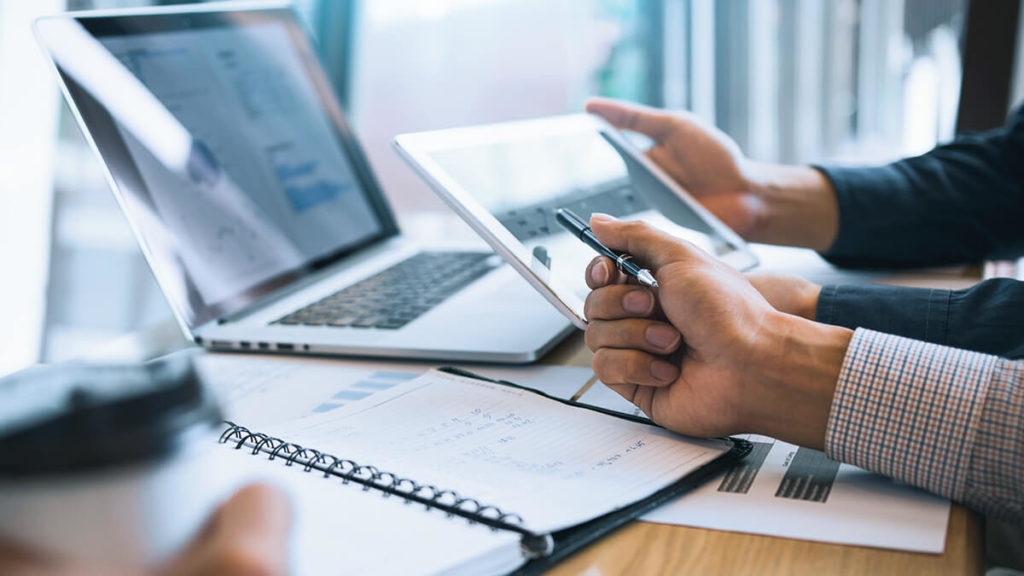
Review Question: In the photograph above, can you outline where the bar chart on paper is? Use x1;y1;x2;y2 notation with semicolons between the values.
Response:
716;441;840;504
716;441;772;494
645;433;951;552
311;371;417;414
193;353;420;428
775;447;841;503
571;384;952;552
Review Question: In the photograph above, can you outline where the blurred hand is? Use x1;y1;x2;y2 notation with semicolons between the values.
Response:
160;484;290;576
586;97;762;237
583;215;851;448
0;484;291;576
585;97;840;252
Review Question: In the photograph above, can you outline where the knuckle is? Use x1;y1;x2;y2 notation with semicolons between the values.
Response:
591;349;609;379
628;352;651;381
614;319;644;347
583;291;597;320
584;287;623;321
592;349;620;384
584;325;598;351
601;319;643;351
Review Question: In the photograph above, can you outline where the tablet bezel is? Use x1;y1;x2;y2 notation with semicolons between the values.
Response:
394;114;758;329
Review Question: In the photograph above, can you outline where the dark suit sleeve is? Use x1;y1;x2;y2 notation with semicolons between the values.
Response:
816;278;1024;359
815;107;1024;268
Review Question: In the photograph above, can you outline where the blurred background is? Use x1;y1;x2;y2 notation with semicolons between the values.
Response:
0;0;1020;374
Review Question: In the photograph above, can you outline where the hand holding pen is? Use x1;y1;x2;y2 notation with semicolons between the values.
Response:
555;208;659;288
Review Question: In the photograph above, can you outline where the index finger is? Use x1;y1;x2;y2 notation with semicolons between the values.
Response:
585;97;674;141
589;214;705;272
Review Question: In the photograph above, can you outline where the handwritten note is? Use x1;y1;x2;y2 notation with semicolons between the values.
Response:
268;370;729;533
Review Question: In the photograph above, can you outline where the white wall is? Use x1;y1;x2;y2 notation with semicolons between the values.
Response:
0;0;63;375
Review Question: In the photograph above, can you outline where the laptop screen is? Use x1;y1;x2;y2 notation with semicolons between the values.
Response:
37;7;397;328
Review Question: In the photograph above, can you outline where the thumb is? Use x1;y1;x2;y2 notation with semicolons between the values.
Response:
585;97;673;141
164;483;292;576
589;214;699;271
210;483;292;569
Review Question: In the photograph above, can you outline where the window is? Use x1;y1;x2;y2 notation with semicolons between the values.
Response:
658;0;968;164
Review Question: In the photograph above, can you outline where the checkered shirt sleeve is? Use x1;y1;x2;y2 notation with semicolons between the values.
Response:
825;329;1024;523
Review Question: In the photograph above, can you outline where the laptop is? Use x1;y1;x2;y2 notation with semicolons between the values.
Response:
35;3;573;363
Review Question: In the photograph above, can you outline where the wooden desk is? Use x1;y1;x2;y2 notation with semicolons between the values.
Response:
549;505;981;576
538;330;984;576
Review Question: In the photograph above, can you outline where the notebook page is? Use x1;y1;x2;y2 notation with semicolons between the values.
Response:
266;369;730;534
208;438;524;576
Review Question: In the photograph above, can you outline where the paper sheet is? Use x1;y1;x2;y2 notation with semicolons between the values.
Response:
266;369;730;534
192;351;594;429
577;382;952;553
193;352;422;428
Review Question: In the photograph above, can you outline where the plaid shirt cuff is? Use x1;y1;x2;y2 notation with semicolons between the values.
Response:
825;329;997;501
963;358;1024;522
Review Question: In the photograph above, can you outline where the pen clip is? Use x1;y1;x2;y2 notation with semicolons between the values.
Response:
614;253;633;273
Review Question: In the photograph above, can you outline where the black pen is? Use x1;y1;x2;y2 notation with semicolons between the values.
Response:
554;208;659;288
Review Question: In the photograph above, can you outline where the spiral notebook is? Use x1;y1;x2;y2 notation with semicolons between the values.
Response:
214;367;749;575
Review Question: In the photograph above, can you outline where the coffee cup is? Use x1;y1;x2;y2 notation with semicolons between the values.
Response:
0;354;222;567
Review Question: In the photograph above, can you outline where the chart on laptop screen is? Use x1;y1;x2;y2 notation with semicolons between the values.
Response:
97;23;382;305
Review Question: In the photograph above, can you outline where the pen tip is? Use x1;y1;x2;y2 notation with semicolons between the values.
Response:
637;269;658;289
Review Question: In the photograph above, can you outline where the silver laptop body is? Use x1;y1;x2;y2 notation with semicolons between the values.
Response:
35;3;572;363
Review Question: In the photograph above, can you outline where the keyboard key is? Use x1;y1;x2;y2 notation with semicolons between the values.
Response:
272;252;498;330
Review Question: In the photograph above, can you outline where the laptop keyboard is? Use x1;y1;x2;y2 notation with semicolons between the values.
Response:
274;251;499;330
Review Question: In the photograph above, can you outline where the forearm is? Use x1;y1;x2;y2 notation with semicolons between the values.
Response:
817;109;1024;267
743;162;839;252
746;321;1024;522
816;279;1024;359
742;108;1024;266
743;312;852;450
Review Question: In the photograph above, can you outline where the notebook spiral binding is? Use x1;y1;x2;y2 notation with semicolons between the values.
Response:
219;422;538;540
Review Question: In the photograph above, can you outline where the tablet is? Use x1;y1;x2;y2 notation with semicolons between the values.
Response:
394;114;758;329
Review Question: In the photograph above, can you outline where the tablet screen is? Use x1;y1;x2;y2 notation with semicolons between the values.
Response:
398;114;756;325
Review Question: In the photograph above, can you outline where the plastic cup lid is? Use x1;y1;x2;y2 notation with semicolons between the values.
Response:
0;353;221;477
